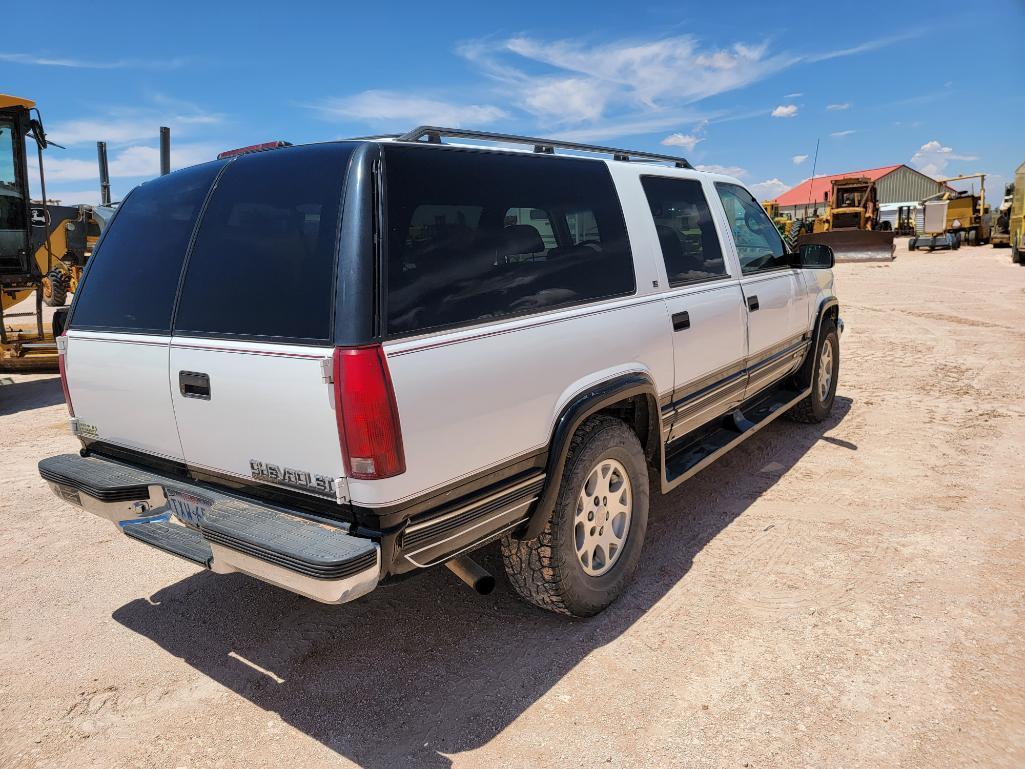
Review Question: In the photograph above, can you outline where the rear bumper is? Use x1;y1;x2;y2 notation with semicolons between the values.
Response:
39;453;380;604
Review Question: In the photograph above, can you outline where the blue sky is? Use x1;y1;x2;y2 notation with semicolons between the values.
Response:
4;0;1022;204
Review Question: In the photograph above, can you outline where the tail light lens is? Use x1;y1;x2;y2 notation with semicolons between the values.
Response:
333;345;405;480
56;334;75;417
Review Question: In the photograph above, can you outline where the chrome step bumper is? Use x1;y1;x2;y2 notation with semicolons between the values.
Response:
39;454;379;604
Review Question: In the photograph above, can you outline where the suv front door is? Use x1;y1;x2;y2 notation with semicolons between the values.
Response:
714;182;812;399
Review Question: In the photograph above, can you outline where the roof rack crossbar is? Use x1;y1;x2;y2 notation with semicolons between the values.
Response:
395;126;693;169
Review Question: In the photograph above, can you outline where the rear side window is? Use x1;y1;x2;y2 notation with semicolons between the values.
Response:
174;144;353;343
71;162;223;333
384;146;634;335
641;176;728;285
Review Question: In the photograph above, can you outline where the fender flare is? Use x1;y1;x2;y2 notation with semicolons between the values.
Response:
522;371;659;539
793;296;839;386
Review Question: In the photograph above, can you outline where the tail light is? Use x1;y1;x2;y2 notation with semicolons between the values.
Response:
333;345;405;480
56;334;75;417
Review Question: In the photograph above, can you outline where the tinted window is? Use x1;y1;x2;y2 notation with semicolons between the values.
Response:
174;144;353;342
384;146;634;335
641;176;728;285
715;182;788;274
71;161;223;332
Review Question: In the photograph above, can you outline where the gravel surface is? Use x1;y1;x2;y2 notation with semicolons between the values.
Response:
2;242;1024;768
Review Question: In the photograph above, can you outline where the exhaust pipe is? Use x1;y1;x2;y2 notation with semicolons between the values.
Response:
159;126;171;176
96;141;111;206
445;556;495;595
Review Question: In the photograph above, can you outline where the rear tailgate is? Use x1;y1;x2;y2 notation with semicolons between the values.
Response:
64;162;225;460
166;144;354;502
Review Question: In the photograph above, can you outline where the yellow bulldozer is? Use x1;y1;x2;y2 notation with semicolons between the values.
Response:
796;176;895;261
761;200;797;245
1;94;110;370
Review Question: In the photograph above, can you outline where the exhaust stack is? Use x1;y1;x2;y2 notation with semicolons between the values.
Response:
96;141;111;206
159;126;170;176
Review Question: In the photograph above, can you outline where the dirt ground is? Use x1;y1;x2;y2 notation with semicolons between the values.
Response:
2;241;1024;769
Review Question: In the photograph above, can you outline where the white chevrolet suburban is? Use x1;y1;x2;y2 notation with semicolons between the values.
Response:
40;126;841;617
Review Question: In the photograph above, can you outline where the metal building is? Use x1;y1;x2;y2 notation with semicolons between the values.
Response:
772;164;950;224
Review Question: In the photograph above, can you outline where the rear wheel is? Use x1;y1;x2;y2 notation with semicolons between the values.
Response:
788;321;839;424
41;270;68;307
501;415;649;617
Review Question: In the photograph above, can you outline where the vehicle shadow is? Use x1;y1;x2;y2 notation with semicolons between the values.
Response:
113;397;852;768
0;375;64;416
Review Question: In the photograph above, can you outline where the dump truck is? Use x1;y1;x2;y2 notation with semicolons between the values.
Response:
991;186;1013;249
796;176;895;262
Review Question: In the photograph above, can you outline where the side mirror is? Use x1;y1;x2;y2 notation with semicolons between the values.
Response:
795;243;834;269
52;307;69;338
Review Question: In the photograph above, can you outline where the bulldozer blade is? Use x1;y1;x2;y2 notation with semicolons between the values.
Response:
796;230;896;262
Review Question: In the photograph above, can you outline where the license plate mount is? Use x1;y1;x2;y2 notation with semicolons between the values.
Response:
166;488;213;529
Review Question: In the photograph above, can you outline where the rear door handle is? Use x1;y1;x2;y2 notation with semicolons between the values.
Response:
747;295;760;312
179;371;211;400
671;311;690;331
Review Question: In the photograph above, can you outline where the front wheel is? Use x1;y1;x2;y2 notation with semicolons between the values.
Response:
501;415;649;617
41;270;68;307
788;321;839;424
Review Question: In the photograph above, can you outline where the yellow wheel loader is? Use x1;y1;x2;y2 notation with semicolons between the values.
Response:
795;176;895;262
1;95;108;370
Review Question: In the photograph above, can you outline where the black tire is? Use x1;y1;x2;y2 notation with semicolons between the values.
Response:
909;237;918;251
788;321;839;424
501;415;649;617
42;270;68;307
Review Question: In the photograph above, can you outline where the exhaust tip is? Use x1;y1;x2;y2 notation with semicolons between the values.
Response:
445;556;495;595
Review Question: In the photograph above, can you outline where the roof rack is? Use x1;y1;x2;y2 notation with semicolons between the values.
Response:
395;126;693;169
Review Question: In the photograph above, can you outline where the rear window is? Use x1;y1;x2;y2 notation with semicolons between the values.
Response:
173;144;353;343
384;146;634;335
70;161;223;333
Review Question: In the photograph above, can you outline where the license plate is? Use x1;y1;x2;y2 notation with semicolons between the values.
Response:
166;489;212;528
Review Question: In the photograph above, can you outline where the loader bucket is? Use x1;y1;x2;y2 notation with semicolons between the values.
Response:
796;229;896;262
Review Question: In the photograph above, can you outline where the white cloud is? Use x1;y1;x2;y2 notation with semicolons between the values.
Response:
830;129;856;137
910;139;978;178
826;102;851;111
749;178;791;199
41;188;102;206
695;164;747;178
771;104;798;118
33;143;219;183
792;154;809;165
47;102;224;147
459;35;797;125
661;133;702;152
784;92;803;98
805;33;917;63
0;51;187;70
310;90;507;127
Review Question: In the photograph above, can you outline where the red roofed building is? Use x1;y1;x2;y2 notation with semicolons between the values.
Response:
772;164;951;224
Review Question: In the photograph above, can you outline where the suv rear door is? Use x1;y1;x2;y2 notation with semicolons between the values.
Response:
63;162;224;460
167;144;354;502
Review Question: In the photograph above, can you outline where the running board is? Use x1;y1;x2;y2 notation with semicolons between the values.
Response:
662;386;810;492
